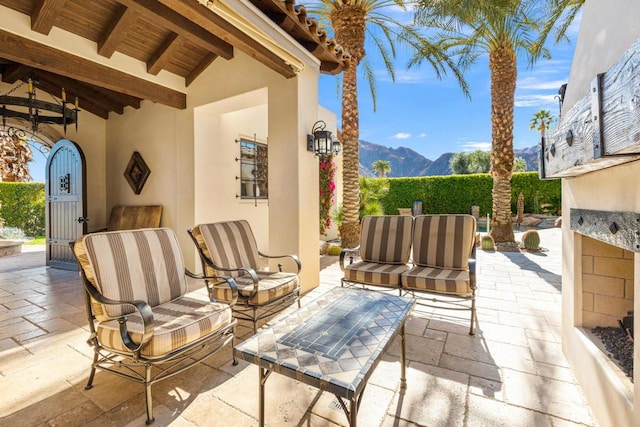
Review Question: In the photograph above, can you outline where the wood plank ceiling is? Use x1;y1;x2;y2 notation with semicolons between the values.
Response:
0;0;349;119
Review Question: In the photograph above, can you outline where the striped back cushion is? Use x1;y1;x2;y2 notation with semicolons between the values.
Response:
193;220;264;278
360;216;413;264
74;228;187;321
412;215;476;270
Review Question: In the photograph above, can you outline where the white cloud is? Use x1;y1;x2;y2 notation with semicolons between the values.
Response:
376;69;437;84
460;141;491;151
392;132;411;139
514;94;558;108
419;133;427;138
517;77;567;90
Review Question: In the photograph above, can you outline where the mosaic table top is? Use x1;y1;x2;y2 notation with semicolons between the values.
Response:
234;287;415;399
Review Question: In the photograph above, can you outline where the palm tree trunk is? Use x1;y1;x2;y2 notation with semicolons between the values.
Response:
331;7;365;249
489;42;516;243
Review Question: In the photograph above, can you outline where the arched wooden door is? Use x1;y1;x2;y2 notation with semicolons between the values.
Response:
45;139;87;270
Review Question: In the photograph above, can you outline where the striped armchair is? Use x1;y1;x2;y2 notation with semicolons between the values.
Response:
340;215;414;290
188;220;301;333
402;214;477;335
72;228;237;425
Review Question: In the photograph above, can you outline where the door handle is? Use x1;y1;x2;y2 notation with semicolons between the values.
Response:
77;217;89;224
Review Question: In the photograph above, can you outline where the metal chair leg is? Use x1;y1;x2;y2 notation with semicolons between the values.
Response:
144;364;155;425
85;350;98;390
252;307;258;333
469;296;476;336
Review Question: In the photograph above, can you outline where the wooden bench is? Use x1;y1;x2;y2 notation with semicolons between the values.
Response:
107;205;162;230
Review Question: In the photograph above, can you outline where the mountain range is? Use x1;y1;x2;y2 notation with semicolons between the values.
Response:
359;140;539;177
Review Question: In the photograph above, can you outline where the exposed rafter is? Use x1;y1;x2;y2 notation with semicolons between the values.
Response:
114;0;234;60
31;0;68;35
0;29;186;109
98;6;141;58
147;33;185;75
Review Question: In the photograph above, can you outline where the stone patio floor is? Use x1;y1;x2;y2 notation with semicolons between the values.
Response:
0;228;598;426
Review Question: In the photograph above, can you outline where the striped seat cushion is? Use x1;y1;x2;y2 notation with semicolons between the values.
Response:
74;228;187;322
412;215;476;270
96;289;233;358
360;216;413;264
212;271;299;305
401;266;472;296
344;261;411;288
192;221;266;279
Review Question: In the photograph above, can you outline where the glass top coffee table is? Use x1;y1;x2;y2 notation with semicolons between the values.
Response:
233;287;415;427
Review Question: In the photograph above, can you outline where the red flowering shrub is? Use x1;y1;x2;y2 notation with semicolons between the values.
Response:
319;157;336;235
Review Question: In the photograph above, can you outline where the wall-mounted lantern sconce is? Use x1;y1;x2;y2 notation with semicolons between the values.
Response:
307;120;341;158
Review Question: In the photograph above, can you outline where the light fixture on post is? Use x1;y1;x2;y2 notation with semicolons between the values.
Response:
0;76;79;135
307;120;341;158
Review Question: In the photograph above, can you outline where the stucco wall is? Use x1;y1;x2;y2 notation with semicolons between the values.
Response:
105;49;326;293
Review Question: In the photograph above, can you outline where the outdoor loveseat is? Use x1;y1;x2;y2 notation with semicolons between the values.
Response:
188;219;301;333
72;227;237;424
340;214;478;335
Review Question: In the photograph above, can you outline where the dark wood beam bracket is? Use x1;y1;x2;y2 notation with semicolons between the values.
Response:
570;208;640;252
0;29;186;109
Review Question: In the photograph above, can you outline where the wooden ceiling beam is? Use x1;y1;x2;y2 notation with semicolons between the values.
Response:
34;78;111;119
0;29;186;109
0;63;31;83
185;52;217;87
38;72;127;115
31;0;68;35
114;0;233;60
98;6;141;58
147;33;185;75
157;0;296;78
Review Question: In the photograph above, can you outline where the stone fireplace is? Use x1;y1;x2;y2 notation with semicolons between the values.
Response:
562;166;640;427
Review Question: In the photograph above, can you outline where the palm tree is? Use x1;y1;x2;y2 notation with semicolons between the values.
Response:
372;159;391;178
305;0;467;248
530;109;553;141
538;0;585;51
412;0;548;243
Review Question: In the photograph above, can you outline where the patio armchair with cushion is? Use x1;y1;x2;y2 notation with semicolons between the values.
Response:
71;227;237;425
188;220;301;333
339;215;414;291
402;214;477;335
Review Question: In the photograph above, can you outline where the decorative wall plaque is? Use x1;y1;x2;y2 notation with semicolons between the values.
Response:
124;151;150;195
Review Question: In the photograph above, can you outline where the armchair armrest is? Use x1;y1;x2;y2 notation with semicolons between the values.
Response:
468;259;477;290
185;269;239;306
339;245;360;272
81;276;154;353
258;252;302;274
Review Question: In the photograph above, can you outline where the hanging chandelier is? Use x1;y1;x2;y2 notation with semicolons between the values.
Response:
0;76;79;134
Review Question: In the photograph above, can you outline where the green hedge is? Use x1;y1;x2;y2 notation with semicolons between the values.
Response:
0;182;45;236
380;172;560;217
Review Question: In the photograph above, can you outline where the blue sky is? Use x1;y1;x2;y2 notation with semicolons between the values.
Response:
317;9;580;161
